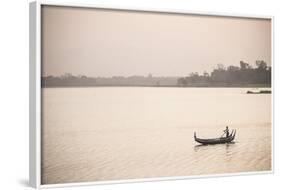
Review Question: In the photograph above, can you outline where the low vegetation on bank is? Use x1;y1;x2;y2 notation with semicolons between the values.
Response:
42;60;271;88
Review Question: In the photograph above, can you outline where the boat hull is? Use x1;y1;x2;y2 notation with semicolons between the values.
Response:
194;130;236;145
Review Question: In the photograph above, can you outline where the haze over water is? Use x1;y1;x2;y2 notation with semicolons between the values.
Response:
42;87;271;184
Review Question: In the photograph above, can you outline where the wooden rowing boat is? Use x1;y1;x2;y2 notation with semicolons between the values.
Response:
194;129;236;145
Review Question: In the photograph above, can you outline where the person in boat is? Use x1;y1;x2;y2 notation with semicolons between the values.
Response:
224;126;230;137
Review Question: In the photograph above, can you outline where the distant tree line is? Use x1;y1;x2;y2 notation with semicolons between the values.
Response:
42;60;271;87
177;60;271;87
42;73;178;87
42;73;97;87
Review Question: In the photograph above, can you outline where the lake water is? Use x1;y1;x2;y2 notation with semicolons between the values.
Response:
41;87;272;184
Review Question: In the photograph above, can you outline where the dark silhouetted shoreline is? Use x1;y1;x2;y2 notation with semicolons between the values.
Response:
42;60;271;88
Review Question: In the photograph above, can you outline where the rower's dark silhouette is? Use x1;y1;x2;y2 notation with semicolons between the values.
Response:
223;126;230;138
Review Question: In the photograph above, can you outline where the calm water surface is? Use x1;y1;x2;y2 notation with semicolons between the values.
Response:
42;87;271;184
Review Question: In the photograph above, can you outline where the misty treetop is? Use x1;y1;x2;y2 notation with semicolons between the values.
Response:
42;60;271;87
177;60;271;87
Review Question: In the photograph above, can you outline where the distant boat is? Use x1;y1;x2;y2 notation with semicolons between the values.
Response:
194;130;236;145
247;90;271;94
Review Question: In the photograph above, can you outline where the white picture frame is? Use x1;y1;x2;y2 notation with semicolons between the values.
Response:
29;0;274;188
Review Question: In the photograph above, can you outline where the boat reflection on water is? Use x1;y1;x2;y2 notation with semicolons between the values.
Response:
193;142;237;163
193;142;236;152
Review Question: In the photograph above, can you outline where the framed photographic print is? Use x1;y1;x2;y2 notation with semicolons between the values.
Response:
29;1;273;188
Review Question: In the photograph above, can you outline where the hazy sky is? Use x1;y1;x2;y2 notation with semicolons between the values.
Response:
42;5;271;77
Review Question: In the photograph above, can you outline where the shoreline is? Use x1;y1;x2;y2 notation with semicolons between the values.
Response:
41;85;272;88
